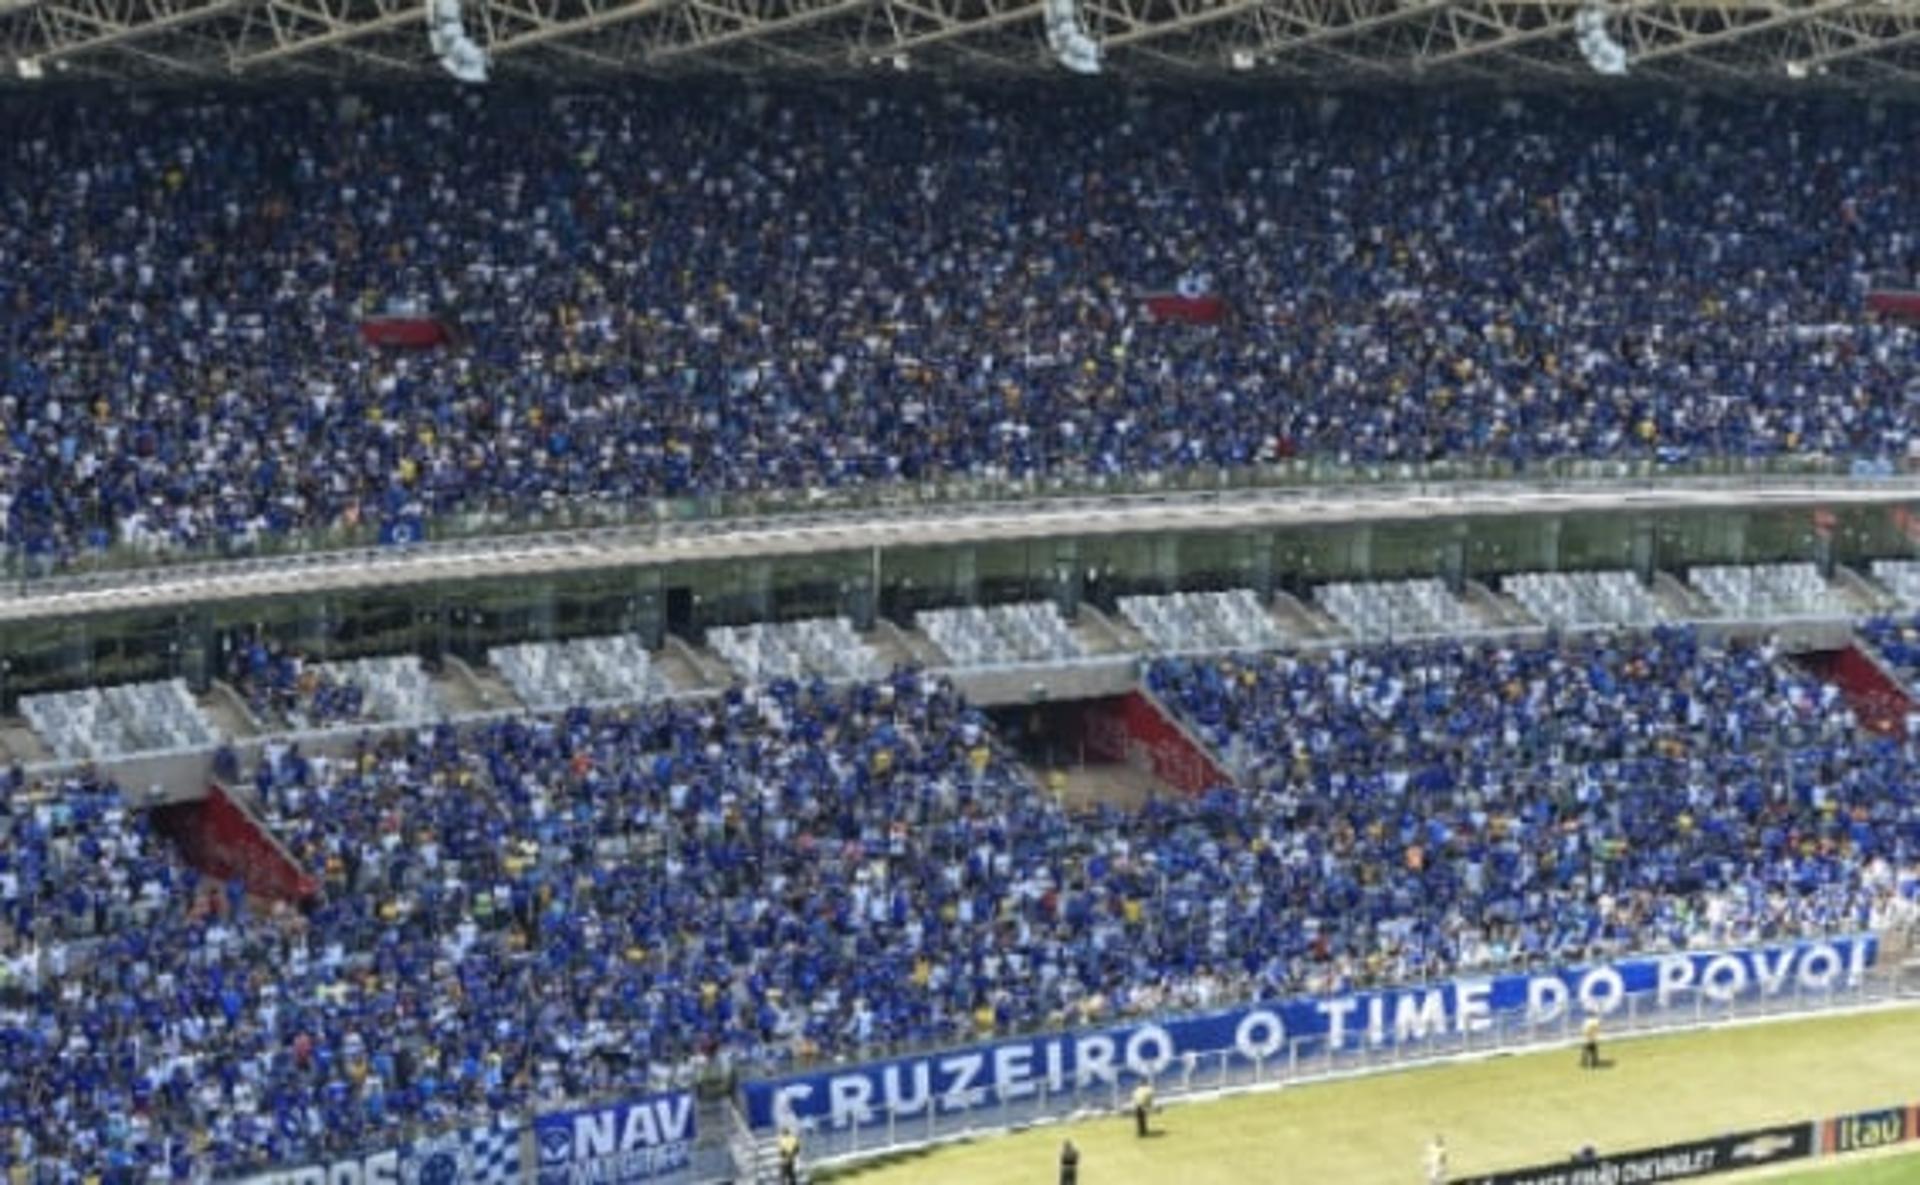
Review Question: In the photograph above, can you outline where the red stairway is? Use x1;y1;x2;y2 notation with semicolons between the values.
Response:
1796;645;1914;737
150;783;319;905
1077;689;1233;796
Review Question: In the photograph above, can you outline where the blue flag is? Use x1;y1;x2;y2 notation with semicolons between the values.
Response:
380;517;426;547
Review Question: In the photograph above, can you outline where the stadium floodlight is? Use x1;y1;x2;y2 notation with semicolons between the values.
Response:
1574;4;1628;76
427;0;489;83
15;56;44;79
1043;0;1102;75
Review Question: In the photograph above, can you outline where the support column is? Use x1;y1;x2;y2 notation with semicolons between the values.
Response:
71;619;95;685
178;610;214;693
1539;517;1563;574
1348;524;1374;579
952;546;980;606
1721;513;1749;565
1441;523;1468;594
744;560;775;622
297;598;331;658
1249;532;1276;601
527;579;558;642
1051;539;1082;620
1812;514;1837;579
847;551;878;632
1632;518;1657;586
633;570;665;649
414;596;445;665
1153;535;1180;594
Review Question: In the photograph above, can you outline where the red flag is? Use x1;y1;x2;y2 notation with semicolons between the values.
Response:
1866;290;1920;324
1142;293;1229;325
359;315;454;348
1140;273;1229;325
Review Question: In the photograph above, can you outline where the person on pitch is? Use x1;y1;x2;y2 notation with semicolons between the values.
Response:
777;1126;801;1185
1132;1081;1156;1137
1581;1012;1602;1069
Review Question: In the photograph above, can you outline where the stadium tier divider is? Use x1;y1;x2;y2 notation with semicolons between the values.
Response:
2;561;1900;774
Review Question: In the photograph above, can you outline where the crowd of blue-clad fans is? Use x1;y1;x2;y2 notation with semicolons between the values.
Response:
2;86;1918;566
3;630;1919;1178
1861;614;1920;687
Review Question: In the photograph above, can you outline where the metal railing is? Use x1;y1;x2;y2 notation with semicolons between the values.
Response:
1;453;1908;587
771;972;1911;1173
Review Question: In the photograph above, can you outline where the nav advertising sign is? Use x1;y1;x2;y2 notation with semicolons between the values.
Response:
534;1092;696;1185
743;938;1875;1130
1458;1123;1814;1185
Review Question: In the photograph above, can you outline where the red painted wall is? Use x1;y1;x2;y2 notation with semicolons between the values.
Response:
1866;291;1920;324
153;785;318;904
1085;691;1230;796
1799;647;1914;737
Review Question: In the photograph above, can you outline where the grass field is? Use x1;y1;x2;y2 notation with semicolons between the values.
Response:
1733;1146;1920;1184
826;1006;1920;1185
1770;1157;1920;1183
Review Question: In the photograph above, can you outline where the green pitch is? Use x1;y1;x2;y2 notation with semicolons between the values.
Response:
1739;1150;1920;1184
824;1007;1920;1185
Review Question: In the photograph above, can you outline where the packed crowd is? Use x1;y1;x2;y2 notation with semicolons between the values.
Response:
0;776;231;1178
1149;626;1845;777
1861;614;1920;690
6;631;1920;1176
2;87;1918;566
0;774;193;950
1145;628;1919;973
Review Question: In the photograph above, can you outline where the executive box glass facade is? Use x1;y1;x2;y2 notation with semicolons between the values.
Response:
3;500;1916;709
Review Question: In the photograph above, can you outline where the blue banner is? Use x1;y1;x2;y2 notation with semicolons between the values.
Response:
230;1121;523;1185
534;1092;696;1185
742;936;1876;1131
235;1149;403;1185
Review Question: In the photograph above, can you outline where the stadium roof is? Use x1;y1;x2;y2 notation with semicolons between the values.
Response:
2;0;1918;89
